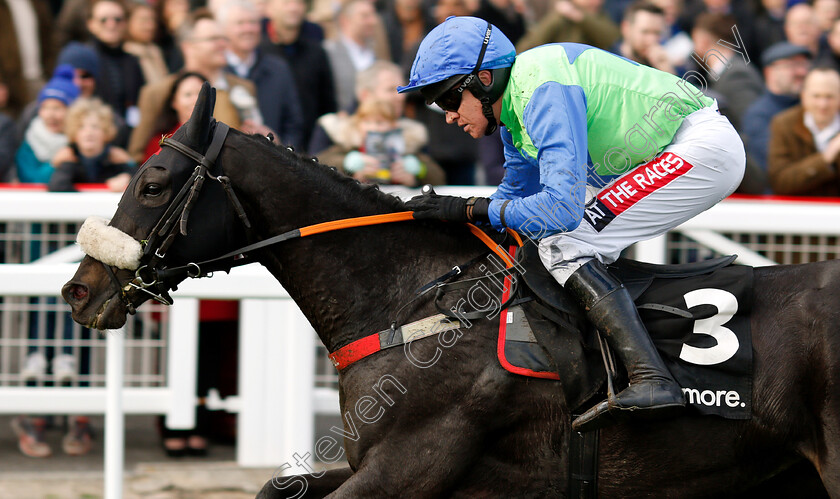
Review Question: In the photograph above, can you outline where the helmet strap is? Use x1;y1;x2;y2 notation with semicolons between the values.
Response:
480;97;497;136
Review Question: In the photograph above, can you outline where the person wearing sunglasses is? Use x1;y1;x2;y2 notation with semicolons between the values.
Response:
86;0;145;130
399;16;746;432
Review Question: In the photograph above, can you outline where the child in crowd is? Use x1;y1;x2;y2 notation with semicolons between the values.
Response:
317;98;444;186
49;98;135;192
15;65;80;184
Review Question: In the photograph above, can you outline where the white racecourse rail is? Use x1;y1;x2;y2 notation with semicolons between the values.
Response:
0;188;839;479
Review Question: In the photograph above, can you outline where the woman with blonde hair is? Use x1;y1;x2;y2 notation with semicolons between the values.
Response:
48;97;135;192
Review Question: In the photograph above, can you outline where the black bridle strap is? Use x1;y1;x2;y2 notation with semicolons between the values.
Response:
145;123;231;264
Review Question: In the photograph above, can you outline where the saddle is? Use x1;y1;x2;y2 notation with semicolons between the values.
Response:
507;242;738;413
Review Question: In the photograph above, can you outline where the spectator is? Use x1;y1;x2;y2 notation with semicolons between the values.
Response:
0;0;55;118
314;98;445;186
649;0;692;71
17;42;102;139
324;0;386;113
11;68;93;458
677;0;755;47
752;0;787;63
128;10;259;162
155;0;191;72
220;0;304;149
261;0;337;150
817;17;840;71
142;72;206;161
814;0;840;35
401;0;480;184
613;1;676;74
57;0;94;45
472;0;527;46
48;98;134;192
785;3;820;56
124;0;169;85
516;0;620;53
86;0;146;127
691;12;763;130
15;65;79;184
769;67;840;196
57;42;101;100
382;0;436;67
0;77;16;181
742;43;811;176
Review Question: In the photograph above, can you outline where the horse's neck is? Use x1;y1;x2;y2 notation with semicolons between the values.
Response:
227;151;481;351
265;219;478;352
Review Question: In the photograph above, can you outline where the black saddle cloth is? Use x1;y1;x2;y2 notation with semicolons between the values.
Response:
504;243;751;419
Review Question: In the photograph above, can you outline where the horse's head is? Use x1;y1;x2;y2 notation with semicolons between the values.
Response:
62;82;248;329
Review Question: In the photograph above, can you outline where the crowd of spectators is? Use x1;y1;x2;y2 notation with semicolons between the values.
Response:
6;0;840;459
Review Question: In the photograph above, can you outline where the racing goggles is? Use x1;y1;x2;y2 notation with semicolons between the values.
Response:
432;75;476;112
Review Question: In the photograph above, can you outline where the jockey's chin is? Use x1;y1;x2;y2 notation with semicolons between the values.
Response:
462;122;486;139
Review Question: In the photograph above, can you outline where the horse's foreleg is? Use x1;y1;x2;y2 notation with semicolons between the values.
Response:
256;467;354;499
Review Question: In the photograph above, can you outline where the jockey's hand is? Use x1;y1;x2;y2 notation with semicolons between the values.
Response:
406;188;490;223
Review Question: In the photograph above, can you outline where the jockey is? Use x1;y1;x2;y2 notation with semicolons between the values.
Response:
399;16;745;432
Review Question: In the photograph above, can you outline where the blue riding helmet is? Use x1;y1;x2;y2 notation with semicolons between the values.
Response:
398;16;515;135
398;16;515;94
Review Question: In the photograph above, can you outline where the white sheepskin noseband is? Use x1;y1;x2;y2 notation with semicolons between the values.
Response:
77;216;143;270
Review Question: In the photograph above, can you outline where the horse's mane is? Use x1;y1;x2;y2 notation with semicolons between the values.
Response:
246;132;408;214
237;131;489;248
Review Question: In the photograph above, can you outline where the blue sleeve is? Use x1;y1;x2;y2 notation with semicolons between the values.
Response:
489;127;539;201
488;82;589;239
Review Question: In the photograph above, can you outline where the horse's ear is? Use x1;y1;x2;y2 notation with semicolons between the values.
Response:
185;81;215;148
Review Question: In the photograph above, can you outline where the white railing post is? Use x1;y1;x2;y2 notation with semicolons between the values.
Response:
105;327;125;499
238;299;314;467
633;234;668;264
165;299;198;429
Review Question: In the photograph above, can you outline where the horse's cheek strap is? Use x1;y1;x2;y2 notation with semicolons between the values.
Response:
77;216;143;271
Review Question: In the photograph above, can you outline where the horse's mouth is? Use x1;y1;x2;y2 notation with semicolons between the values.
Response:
76;294;129;330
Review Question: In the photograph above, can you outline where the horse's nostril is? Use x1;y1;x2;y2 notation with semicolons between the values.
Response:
63;282;89;305
72;284;88;301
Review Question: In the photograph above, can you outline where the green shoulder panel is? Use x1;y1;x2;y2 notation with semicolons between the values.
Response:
500;45;713;175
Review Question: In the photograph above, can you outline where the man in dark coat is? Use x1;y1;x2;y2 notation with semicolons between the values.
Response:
86;0;145;127
261;0;337;151
221;0;304;149
742;43;811;178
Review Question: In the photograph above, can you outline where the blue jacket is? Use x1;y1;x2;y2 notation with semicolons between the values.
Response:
15;141;54;184
742;91;799;175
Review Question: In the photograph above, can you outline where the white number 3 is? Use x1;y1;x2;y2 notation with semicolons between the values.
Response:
678;288;739;366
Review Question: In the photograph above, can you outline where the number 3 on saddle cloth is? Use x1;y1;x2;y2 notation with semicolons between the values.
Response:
503;243;754;420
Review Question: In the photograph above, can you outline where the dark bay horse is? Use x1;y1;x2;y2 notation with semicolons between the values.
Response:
62;85;838;497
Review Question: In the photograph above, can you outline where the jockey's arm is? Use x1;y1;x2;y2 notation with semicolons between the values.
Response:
489;128;538;201
488;82;589;239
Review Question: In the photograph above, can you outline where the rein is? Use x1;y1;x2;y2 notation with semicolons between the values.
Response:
99;121;522;320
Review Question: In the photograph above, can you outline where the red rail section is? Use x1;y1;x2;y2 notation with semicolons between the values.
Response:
0;183;112;192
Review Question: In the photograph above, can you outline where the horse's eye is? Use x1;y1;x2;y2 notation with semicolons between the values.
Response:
143;184;163;197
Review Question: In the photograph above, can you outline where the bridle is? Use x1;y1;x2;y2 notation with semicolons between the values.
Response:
101;121;251;312
94;120;520;316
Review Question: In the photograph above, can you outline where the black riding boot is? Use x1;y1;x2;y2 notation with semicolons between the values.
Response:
565;259;685;432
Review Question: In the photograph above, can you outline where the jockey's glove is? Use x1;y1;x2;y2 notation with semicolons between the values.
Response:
406;193;490;223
